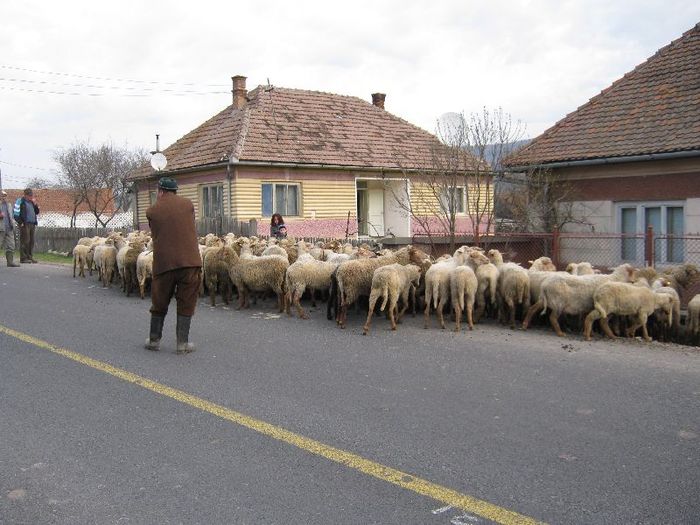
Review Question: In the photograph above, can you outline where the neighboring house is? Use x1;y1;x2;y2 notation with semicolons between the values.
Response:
130;76;488;239
3;188;126;227
505;23;700;266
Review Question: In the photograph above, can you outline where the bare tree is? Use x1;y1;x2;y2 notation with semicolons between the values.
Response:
499;167;591;233
53;141;148;227
384;107;525;252
24;176;57;189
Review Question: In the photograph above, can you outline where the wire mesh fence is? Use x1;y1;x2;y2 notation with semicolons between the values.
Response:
558;233;646;272
36;211;133;229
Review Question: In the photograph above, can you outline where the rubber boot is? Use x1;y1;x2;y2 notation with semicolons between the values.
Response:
176;315;196;354
6;251;19;267
144;314;165;351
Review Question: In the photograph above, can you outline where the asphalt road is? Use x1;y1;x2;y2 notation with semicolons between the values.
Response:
1;263;698;524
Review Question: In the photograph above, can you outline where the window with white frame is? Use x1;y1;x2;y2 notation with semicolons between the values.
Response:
262;183;300;216
617;201;684;263
442;186;466;214
201;184;224;218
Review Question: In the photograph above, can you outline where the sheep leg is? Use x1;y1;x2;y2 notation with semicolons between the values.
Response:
475;296;485;323
639;314;652;341
389;299;398;331
294;289;309;319
437;297;447;330
508;299;517;329
423;293;431;329
549;310;565;337
339;304;348;329
362;294;378;335
209;280;217;306
139;280;146;299
466;303;474;330
453;302;462;332
583;310;601;340
73;257;77;278
397;289;411;323
522;300;544;330
599;316;618;340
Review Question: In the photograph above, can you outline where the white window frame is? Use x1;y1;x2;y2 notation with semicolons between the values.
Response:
442;186;466;215
200;183;224;219
616;200;685;264
261;182;301;217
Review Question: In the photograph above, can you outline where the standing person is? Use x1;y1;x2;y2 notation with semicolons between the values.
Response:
144;177;202;354
16;188;40;264
0;190;19;267
270;213;286;239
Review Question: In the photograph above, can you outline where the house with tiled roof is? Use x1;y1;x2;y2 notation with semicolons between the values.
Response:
130;76;488;239
505;23;700;265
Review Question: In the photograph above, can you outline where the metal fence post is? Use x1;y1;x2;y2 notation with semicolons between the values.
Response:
551;227;560;269
645;225;654;267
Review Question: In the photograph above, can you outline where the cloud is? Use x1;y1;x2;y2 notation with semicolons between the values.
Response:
0;0;698;185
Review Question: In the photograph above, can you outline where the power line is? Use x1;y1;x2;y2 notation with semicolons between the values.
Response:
0;160;53;172
0;85;225;97
0;76;229;95
0;64;229;87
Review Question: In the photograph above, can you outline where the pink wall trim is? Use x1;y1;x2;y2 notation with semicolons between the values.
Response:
257;218;351;238
411;216;492;236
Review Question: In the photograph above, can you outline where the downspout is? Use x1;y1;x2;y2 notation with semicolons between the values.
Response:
228;156;239;222
132;182;139;230
226;162;233;220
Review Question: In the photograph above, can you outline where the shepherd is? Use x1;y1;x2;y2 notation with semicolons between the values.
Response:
144;177;202;354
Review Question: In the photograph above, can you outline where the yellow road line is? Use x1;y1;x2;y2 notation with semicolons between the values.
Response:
0;323;545;525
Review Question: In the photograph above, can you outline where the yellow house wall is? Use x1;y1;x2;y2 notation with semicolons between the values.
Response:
233;169;357;221
137;178;231;224
409;180;494;217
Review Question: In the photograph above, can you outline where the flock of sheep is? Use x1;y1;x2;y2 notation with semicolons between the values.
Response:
71;231;700;345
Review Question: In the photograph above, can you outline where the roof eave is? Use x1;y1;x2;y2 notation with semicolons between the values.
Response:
505;149;700;171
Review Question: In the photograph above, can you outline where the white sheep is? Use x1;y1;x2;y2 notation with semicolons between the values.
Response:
487;249;530;328
285;256;339;319
450;264;478;331
423;246;470;329
474;262;499;322
651;277;681;340
136;243;154;300
228;249;289;311
523;263;637;337
72;244;91;278
363;263;421;334
583;281;674;341
686;294;700;342
334;246;418;328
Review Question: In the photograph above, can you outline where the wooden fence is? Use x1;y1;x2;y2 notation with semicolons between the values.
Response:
29;226;133;254
196;217;258;237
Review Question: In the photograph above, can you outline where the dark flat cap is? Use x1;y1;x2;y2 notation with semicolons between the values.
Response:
158;177;178;191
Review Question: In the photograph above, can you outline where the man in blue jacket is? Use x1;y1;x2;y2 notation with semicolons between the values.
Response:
16;188;40;264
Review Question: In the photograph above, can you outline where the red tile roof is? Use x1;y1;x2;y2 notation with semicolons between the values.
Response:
506;23;700;167
2;188;115;215
132;86;471;178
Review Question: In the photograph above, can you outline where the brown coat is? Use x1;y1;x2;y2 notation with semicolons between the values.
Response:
146;192;202;276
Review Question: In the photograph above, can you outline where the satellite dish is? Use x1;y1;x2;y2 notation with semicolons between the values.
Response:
150;152;167;171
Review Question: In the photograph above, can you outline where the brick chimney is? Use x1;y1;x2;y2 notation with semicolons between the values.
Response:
371;93;386;109
232;75;247;109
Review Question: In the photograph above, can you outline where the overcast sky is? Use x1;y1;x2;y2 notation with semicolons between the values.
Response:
0;0;698;188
